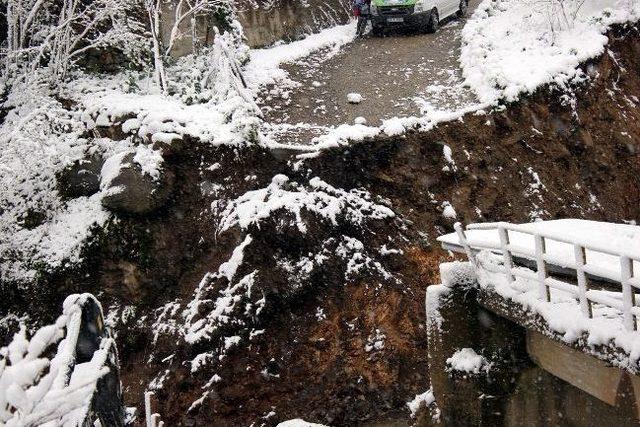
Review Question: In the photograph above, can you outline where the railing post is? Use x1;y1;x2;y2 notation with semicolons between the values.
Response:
534;234;550;302
498;226;514;284
621;256;635;331
144;391;154;427
573;244;592;318
454;222;476;266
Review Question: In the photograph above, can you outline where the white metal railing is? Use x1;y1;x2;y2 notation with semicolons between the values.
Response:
145;391;164;427
453;222;640;331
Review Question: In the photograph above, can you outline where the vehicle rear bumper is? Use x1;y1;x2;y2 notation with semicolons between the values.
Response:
371;10;430;27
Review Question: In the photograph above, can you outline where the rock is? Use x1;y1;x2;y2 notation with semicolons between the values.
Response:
100;152;173;214
57;154;104;198
347;93;363;104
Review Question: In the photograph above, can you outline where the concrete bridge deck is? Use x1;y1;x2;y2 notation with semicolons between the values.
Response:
428;220;640;425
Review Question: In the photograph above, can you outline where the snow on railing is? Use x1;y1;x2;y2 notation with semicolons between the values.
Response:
454;222;640;331
145;391;164;427
0;293;122;426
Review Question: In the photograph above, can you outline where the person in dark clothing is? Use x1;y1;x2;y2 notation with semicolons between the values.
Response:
353;0;372;36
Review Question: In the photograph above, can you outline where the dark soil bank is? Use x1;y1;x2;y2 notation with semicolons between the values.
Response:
3;23;640;427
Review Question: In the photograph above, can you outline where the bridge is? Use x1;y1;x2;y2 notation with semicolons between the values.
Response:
428;219;640;425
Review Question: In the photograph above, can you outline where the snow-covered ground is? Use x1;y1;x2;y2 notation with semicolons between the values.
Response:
245;22;357;91
461;0;640;104
0;34;260;284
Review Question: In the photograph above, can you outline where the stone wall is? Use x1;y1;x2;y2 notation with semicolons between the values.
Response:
236;0;352;48
160;0;352;57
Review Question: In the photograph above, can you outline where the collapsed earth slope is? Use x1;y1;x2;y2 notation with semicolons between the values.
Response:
2;22;639;427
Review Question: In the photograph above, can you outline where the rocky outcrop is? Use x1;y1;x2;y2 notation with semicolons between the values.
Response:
100;152;173;215
57;155;104;198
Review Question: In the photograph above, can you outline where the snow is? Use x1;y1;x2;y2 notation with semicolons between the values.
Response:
183;235;255;344
0;293;113;427
381;117;405;136
354;116;367;125
364;329;386;352
439;220;640;370
442;144;457;172
218;174;395;234
441;202;457;220
407;388;435;417
474;250;640;369
446;348;489;374
347;93;363;104
245;22;356;91
438;219;640;282
133;144;163;181
461;0;640;104
100;150;131;192
277;420;329;427
439;261;477;289
0;21;263;284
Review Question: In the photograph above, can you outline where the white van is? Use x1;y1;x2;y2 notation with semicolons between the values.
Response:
368;0;468;35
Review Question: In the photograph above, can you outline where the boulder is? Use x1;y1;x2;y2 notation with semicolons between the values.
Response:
57;154;104;198
100;151;173;214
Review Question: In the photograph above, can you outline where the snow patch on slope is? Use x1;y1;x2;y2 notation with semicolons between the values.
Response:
245;22;356;90
461;0;640;104
218;174;395;233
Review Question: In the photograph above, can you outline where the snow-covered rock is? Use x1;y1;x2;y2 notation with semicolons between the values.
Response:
446;348;489;374
347;93;363;104
441;202;457;220
100;148;172;214
407;388;435;417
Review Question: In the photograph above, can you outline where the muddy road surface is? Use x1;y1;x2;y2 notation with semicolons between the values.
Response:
260;0;481;145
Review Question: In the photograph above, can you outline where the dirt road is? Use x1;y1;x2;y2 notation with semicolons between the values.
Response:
260;0;480;145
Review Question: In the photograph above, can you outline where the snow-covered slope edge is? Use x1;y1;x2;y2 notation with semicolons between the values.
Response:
461;0;640;104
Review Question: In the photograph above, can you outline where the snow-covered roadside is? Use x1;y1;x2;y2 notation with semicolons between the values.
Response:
461;0;640;104
244;22;357;90
295;102;490;156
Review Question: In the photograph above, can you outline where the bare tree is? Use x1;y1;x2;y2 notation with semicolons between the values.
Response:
2;0;146;84
144;0;233;92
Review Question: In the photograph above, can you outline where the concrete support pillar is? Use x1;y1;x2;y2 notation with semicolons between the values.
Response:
425;262;529;426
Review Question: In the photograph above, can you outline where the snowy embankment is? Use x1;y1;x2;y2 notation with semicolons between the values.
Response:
461;0;640;104
0;31;258;284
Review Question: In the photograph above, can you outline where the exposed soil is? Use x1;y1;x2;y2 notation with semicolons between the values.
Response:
2;21;640;427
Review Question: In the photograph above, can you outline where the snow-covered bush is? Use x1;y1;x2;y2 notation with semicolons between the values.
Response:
461;0;640;104
144;0;240;92
0;293;119;426
2;0;147;85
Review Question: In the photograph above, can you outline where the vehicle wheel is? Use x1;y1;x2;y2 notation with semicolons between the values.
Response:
457;0;468;17
425;9;439;33
372;24;384;37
